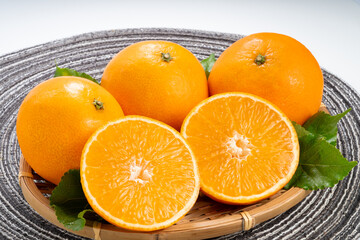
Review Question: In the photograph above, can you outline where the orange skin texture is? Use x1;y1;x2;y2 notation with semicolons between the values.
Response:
208;33;324;125
101;41;209;130
16;77;124;185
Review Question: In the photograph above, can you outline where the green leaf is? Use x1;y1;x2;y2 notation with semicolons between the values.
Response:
284;165;303;189
50;169;97;231
292;121;309;138
201;53;216;79
302;108;351;146
54;66;99;84
284;122;357;190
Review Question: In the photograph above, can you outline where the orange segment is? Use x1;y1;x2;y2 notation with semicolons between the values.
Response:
81;116;200;231
181;93;299;205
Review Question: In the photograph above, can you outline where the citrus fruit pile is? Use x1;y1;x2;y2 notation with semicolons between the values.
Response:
16;33;324;231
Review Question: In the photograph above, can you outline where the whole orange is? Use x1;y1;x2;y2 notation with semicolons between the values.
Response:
16;76;124;184
208;33;324;125
101;41;208;130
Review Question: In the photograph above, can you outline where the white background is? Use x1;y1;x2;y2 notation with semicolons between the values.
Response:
1;0;360;92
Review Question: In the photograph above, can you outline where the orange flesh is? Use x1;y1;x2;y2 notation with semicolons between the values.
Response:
81;117;199;230
181;93;299;204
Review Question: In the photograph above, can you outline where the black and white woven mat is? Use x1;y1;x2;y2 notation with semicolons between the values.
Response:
0;28;359;239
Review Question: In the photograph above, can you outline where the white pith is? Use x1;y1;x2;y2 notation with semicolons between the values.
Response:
129;157;153;184
225;131;253;160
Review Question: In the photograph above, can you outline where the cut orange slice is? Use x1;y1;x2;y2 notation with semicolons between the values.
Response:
181;93;299;205
80;116;200;231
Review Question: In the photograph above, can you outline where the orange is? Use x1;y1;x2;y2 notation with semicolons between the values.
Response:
101;40;208;130
80;116;200;231
181;92;299;205
208;32;324;125
16;76;124;185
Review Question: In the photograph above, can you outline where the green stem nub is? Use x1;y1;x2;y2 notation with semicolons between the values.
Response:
255;54;266;65
161;52;173;62
93;99;104;110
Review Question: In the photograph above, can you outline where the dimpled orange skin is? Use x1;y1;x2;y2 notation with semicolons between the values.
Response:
101;41;209;130
208;33;324;125
16;77;124;185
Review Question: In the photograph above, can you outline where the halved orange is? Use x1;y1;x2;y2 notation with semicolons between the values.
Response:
181;92;299;205
80;116;200;231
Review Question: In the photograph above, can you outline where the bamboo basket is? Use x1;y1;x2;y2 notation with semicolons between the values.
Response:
18;104;328;240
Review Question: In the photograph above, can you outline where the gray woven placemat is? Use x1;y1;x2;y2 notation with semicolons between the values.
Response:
0;28;359;240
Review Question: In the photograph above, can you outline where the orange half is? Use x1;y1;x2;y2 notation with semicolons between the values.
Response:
81;116;200;231
181;92;299;205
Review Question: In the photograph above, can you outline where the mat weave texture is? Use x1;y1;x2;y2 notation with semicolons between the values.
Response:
0;28;359;239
